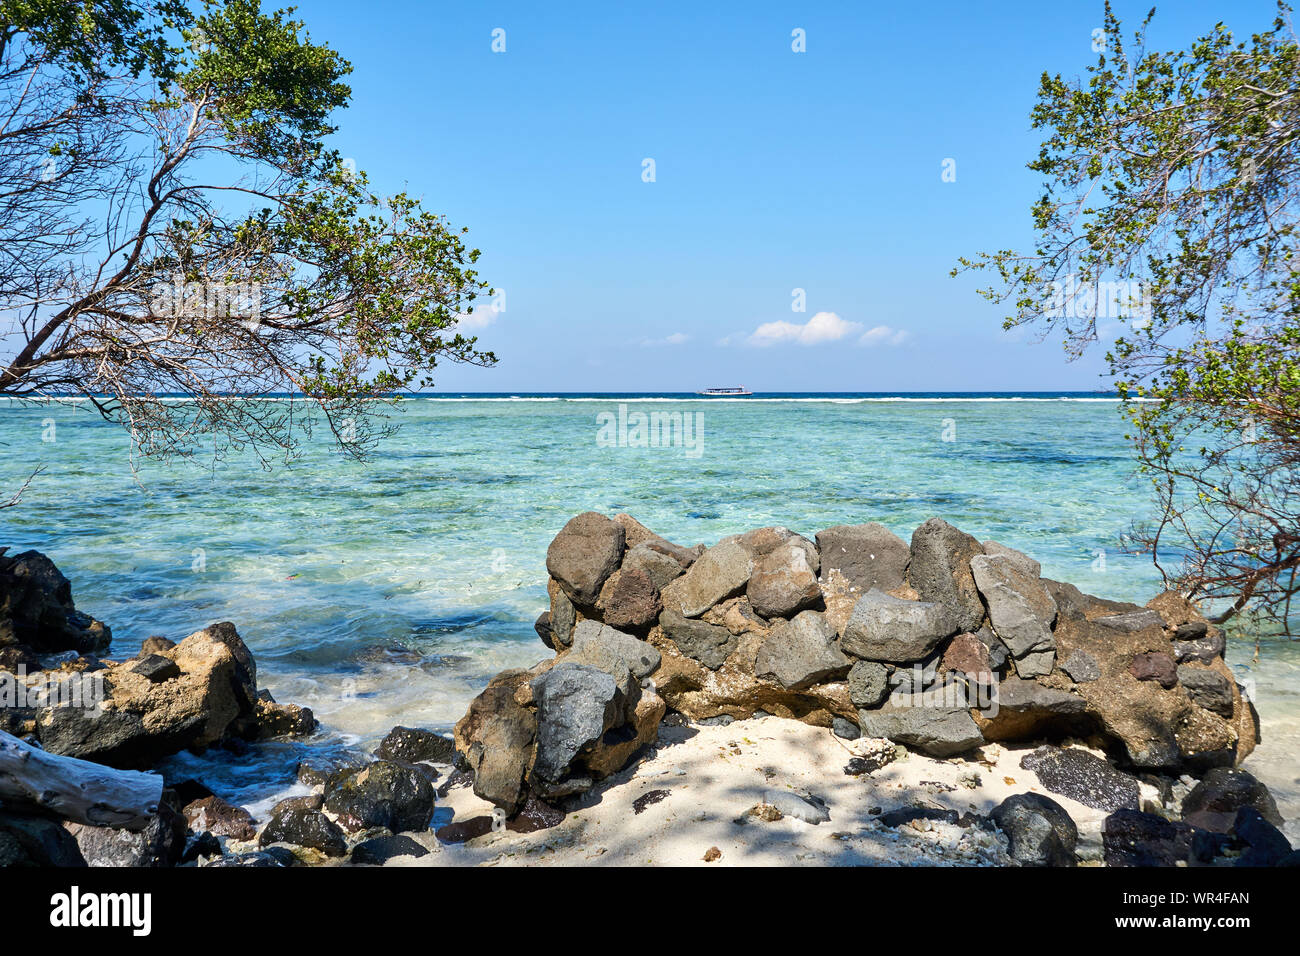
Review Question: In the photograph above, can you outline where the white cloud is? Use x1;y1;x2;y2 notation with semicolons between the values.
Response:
745;311;862;347
453;305;498;333
858;325;910;347
637;332;690;347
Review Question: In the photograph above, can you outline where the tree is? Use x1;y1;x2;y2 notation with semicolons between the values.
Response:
0;0;496;466
957;3;1300;635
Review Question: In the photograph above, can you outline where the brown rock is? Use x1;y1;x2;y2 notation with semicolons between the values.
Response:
546;512;626;605
940;632;993;681
747;542;822;619
597;567;662;630
184;795;256;842
1130;652;1177;688
614;514;700;568
452;668;539;815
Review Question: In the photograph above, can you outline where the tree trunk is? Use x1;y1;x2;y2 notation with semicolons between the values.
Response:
0;729;163;831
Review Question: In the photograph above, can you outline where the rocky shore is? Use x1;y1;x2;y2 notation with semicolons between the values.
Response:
1;516;1295;868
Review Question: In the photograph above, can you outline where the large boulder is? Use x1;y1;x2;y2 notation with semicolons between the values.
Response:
34;623;259;767
660;538;753;618
969;554;1057;678
755;611;850;690
453;669;539;815
565;620;661;680
1045;582;1254;771
907;518;986;632
530;662;630;792
0;550;111;656
747;541;821;619
840;589;956;663
991;793;1077;867
815;523;909;594
322;761;436;834
546;512;625;605
857;691;983;757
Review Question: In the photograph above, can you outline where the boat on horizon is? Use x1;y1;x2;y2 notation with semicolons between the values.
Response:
696;386;753;396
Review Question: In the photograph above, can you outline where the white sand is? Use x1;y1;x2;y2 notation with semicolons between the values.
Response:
385;716;1128;867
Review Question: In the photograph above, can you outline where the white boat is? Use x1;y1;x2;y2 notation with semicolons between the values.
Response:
696;386;753;396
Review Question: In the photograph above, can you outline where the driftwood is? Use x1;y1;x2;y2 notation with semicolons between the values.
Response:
0;729;162;831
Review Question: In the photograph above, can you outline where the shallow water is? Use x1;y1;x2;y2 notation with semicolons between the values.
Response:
1;394;1296;837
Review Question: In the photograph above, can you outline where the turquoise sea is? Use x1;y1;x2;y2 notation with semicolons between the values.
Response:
2;393;1297;834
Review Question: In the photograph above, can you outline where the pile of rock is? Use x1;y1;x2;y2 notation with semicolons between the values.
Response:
457;512;1261;824
0;549;318;866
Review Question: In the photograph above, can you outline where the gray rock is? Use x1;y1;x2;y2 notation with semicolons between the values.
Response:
1061;649;1100;683
857;692;984;757
530;662;627;785
761;789;831;825
746;542;822;618
567;619;661;680
1094;609;1165;633
64;805;185;867
832;716;860;739
1020;747;1141;812
907;518;986;632
991;792;1078;866
841;589;957;663
755;611;850;690
658;609;736;670
847;660;890;708
533;611;554;648
973;626;1010;672
815;523;909;593
547;579;577;648
969;554;1057;678
735;527;819;570
981;540;1042;578
1177;664;1234;717
1173;629;1226;664
887;653;942;694
545;512;626;605
623;542;686;591
661;538;753;617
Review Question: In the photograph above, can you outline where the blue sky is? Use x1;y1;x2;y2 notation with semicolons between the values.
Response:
299;0;1282;392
